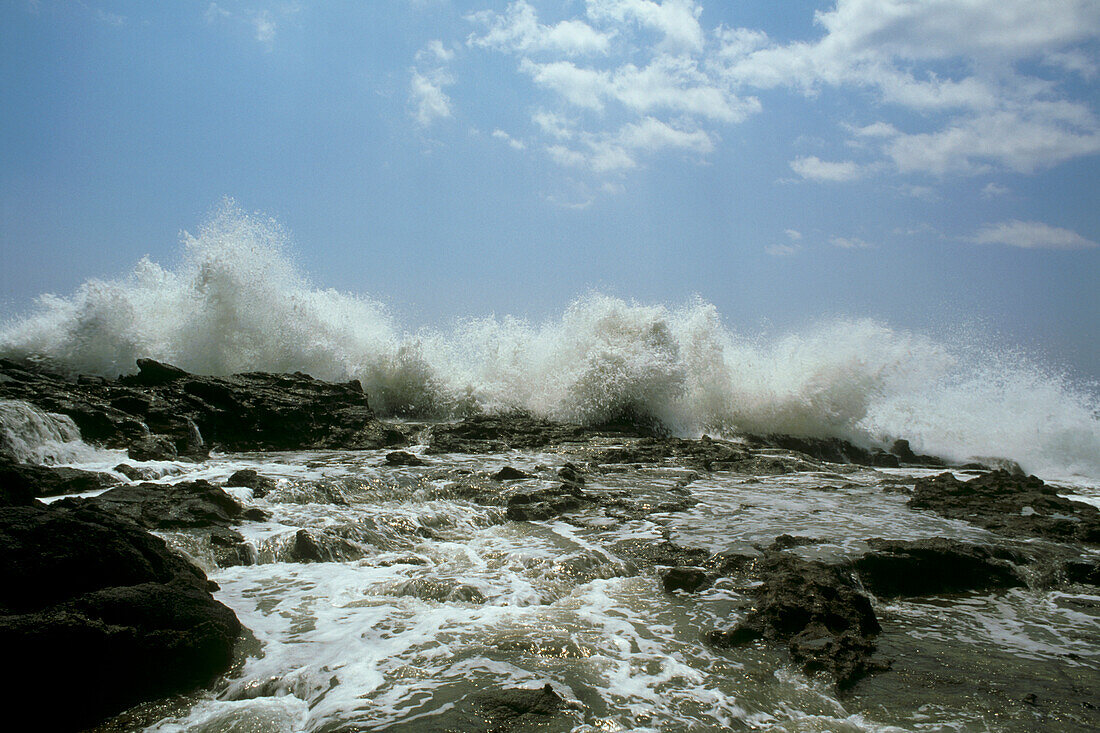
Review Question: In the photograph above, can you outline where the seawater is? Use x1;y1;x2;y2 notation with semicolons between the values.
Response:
2;200;1098;480
116;450;1100;731
2;201;1097;481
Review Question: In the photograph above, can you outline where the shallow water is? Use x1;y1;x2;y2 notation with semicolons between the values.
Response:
54;444;1093;733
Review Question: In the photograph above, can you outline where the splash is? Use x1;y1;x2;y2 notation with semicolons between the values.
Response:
0;399;113;465
1;201;1097;478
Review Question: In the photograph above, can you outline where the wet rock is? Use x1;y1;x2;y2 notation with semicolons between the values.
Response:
492;466;534;481
373;683;566;733
425;414;594;454
661;566;710;593
854;538;1028;597
0;501;240;731
74;479;266;530
0;358;408;454
114;463;162;481
226;468;278;497
888;439;945;466
0;459;119;498
286;528;367;564
385;450;425;466
770;534;824;550
709;552;884;689
910;470;1100;544
505;481;592;521
128;433;178;461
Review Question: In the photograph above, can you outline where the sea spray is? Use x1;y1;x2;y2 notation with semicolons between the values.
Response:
0;399;113;465
1;200;1097;479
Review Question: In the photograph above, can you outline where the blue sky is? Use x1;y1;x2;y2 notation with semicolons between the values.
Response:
2;0;1098;379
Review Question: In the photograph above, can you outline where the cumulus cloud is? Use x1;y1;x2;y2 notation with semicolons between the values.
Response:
492;129;526;150
445;0;1100;185
204;3;299;49
969;220;1098;250
831;236;873;249
469;1;612;56
790;156;864;182
410;68;453;127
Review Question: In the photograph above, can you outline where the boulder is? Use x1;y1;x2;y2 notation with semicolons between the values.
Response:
77;479;267;530
0;501;241;731
372;683;566;733
385;451;426;466
226;468;278;498
854;538;1028;597
0;459;119;498
709;553;884;689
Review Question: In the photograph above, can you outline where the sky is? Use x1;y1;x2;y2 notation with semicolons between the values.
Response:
1;0;1098;380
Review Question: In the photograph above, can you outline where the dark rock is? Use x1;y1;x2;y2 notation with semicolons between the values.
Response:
0;501;240;730
76;479;265;530
0;460;119;498
372;683;566;733
492;466;534;481
286;528;367;563
128;434;178;462
505;481;592;522
226;468;278;497
661;566;710;593
0;358;409;454
557;462;585;486
910;470;1100;544
426;414;594;454
770;534;824;550
123;358;190;386
386;451;426;466
1064;558;1100;586
114;463;162;481
854;538;1028;597
709;553;883;689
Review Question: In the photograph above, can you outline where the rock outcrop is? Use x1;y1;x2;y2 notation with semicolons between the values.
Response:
0;499;241;731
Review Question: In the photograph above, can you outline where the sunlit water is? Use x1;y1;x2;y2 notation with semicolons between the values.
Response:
41;444;1089;733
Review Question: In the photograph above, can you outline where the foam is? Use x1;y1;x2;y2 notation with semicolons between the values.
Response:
1;201;1097;479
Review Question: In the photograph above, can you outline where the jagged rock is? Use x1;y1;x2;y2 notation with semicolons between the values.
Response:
386;451;425;466
853;538;1028;596
661;566;710;593
709;553;883;689
114;463;162;481
0;501;240;731
73;479;267;530
128;434;178;461
226;468;277;497
770;534;824;550
0;358;408;454
372;683;566;733
425;414;594;454
286;528;367;563
910;470;1100;544
505;481;592;521
0;460;119;498
492;466;533;481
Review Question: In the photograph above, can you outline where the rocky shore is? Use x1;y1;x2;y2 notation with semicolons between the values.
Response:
2;358;1098;731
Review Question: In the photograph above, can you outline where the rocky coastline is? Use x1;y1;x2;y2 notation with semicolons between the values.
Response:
2;358;1098;731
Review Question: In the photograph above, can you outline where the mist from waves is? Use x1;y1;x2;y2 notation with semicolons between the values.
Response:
1;199;1097;479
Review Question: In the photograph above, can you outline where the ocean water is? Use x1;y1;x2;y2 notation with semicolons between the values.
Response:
2;201;1097;481
4;400;1100;729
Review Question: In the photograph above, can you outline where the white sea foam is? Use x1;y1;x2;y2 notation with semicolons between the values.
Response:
0;399;120;465
1;200;1097;479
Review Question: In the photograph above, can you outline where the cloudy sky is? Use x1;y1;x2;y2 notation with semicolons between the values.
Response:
2;1;1098;377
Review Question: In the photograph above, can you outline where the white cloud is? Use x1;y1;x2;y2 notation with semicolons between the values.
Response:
880;109;1100;175
410;69;453;126
492;129;526;150
417;40;455;63
469;1;611;56
765;243;800;256
532;110;575;139
587;0;705;53
969;220;1098;250
980;182;1009;198
831;236;873;249
790;156;864;182
784;229;802;241
252;10;276;45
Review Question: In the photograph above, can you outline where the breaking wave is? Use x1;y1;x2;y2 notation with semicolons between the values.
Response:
2;200;1097;479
